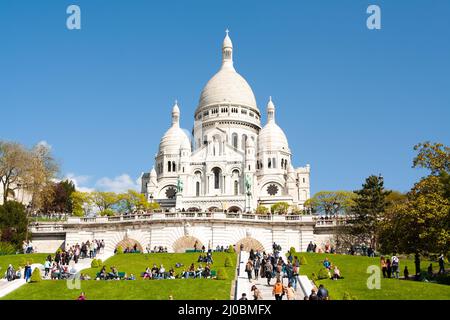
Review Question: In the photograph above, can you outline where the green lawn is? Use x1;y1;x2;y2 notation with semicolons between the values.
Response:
293;252;450;300
0;253;49;275
2;252;237;300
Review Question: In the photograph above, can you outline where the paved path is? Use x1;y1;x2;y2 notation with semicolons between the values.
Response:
0;251;113;298
235;251;306;300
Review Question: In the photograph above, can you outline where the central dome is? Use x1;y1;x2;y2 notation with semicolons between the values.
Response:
197;31;258;111
198;68;257;109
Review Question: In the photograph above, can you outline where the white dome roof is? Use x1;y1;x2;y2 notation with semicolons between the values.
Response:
258;97;290;152
197;31;258;110
199;68;257;108
159;101;191;154
258;121;289;151
159;126;191;154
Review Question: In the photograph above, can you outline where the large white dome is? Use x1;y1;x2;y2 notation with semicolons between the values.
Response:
197;31;258;110
198;68;257;109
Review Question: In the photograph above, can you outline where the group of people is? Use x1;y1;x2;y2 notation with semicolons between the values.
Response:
146;246;168;253
322;257;342;280
22;240;35;254
64;239;105;264
380;254;402;279
306;241;336;254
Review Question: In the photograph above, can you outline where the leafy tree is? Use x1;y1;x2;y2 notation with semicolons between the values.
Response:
413;141;450;175
305;191;355;216
0;142;30;204
117;190;152;214
91;191;119;213
255;205;269;215
0;201;29;249
42;180;76;213
271;202;290;215
349;175;390;248
70;191;93;216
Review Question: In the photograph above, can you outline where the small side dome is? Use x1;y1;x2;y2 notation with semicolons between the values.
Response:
158;101;191;154
258;97;290;152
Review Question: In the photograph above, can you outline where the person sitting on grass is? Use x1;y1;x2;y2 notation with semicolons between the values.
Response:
188;263;196;278
196;264;204;278
203;264;211;278
77;292;86;301
158;264;166;279
127;273;136;280
151;264;159;278
332;266;341;280
108;266;119;280
323;258;331;270
168;268;175;279
206;252;213;264
143;267;152;279
99;266;107;280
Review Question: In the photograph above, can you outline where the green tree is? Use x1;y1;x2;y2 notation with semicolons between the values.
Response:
305;191;355;216
70;191;93;217
255;205;269;214
413;141;450;175
0;201;29;249
271;202;290;215
91;191;119;214
117;190;152;214
349;175;390;248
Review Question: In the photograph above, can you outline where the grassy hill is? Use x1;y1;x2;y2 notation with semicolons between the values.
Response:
293;252;450;300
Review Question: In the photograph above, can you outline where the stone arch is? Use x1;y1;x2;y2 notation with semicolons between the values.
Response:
115;238;143;252
235;237;265;252
228;205;242;213
172;236;204;253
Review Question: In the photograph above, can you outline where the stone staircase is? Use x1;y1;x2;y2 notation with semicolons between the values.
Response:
235;251;306;300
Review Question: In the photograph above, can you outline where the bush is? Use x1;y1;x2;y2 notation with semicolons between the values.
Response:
216;268;228;280
289;247;296;255
317;268;330;280
227;245;235;253
224;256;233;267
255;205;269;215
116;246;123;254
56;248;62;254
311;273;318;281
0;242;16;255
100;209;115;216
96;259;102;266
91;259;99;268
30;268;42;283
343;292;357;300
300;256;308;265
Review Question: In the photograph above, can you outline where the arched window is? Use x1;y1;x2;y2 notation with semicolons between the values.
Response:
234;180;239;195
232;133;238;149
272;158;276;169
196;181;200;196
172;161;176;172
242;134;247;150
268;158;272;169
212;167;221;189
167;161;171;172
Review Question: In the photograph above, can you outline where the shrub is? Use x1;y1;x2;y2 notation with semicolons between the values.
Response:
317;268;330;280
0;242;16;255
255;205;269;215
224;256;233;267
91;259;99;268
96;259;102;266
216;268;228;280
343;292;357;300
311;272;318;281
100;209;115;216
289;247;296;255
227;245;235;253
30;268;42;283
116;246;123;254
300;256;308;265
56;248;62;254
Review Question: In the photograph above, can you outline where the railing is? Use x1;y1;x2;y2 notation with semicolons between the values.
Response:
30;213;327;231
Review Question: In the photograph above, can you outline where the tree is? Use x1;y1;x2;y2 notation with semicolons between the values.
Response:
413;141;450;175
26;142;59;210
91;191;119;215
70;191;93;217
0;142;30;204
0;201;29;249
271;202;290;215
117;190;151;214
255;205;269;215
349;175;390;249
305;191;355;216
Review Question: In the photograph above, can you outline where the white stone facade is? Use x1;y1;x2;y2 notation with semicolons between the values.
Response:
141;31;310;213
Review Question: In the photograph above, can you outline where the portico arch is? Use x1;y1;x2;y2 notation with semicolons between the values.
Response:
172;236;204;253
235;237;265;252
115;238;143;252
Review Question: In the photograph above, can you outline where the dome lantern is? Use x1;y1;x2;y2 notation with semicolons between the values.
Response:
172;100;180;127
222;29;233;69
267;96;275;123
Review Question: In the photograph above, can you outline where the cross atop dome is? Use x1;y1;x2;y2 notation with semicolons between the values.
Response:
222;29;234;68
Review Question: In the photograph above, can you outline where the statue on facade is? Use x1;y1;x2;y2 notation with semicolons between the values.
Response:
176;177;184;193
245;174;252;195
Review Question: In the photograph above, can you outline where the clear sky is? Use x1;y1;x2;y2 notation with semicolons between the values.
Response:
0;0;449;194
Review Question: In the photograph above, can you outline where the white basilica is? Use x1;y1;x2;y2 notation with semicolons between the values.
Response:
141;31;310;213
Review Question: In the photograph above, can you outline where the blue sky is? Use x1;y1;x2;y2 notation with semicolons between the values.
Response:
0;0;449;193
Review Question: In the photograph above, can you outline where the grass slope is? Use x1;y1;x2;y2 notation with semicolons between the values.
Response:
0;253;49;275
2;252;237;300
294;252;450;300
